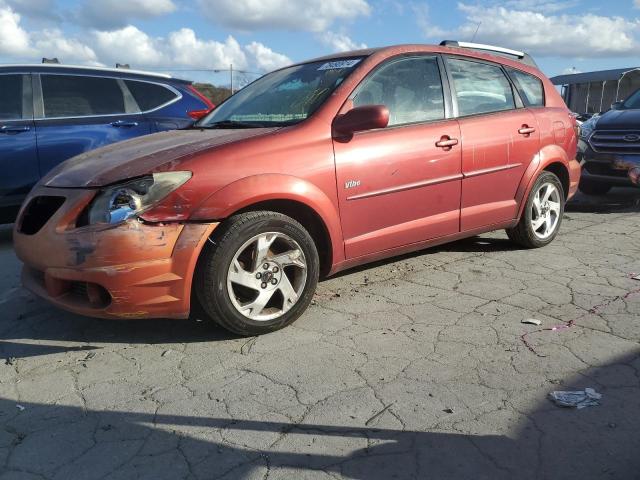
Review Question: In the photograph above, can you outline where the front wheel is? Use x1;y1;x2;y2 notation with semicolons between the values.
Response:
195;211;319;336
506;171;565;249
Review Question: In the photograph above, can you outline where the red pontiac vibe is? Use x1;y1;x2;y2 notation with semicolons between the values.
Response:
13;42;580;335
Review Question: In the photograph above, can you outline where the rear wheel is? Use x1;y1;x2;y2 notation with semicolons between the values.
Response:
507;171;565;249
578;178;612;196
195;211;319;336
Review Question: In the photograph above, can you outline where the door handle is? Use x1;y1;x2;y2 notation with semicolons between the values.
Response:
111;120;139;128
0;125;30;134
518;125;536;136
435;136;459;150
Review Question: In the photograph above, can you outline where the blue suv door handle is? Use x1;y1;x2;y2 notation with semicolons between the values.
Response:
111;120;139;128
0;125;31;134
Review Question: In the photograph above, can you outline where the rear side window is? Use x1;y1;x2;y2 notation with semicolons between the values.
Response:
41;75;125;118
125;80;178;111
508;68;545;107
353;56;445;126
447;58;516;117
0;75;24;120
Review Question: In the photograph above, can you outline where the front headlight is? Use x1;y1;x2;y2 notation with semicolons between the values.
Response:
579;116;598;139
87;171;192;225
579;124;593;139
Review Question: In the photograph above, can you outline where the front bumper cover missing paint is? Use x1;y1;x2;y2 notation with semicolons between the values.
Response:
13;186;217;319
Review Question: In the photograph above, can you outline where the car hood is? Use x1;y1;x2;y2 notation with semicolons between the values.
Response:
594;109;640;131
43;128;279;188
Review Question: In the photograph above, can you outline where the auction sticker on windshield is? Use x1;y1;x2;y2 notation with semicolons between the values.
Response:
318;59;362;70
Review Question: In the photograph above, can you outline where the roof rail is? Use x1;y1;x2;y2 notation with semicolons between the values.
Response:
0;63;175;79
440;40;538;68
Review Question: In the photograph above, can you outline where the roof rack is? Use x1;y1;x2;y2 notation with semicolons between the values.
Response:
440;40;538;68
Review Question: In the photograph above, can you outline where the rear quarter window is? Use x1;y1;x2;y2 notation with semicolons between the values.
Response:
41;75;125;117
507;68;545;107
124;81;178;111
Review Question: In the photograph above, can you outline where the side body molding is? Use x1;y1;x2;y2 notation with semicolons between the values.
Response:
189;174;346;269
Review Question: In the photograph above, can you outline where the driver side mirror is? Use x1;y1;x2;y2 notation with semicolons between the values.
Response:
611;101;624;110
332;105;390;139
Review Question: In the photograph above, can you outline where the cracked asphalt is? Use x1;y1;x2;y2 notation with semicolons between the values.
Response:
1;189;640;480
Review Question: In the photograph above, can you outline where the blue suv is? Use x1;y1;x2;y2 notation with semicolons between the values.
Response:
0;64;215;221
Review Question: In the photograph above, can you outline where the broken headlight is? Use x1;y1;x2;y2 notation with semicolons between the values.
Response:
86;171;192;225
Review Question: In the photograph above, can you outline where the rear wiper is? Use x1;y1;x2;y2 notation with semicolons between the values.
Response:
199;120;262;129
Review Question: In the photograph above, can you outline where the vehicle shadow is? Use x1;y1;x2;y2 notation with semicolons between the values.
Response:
566;187;640;214
0;313;236;360
1;351;638;479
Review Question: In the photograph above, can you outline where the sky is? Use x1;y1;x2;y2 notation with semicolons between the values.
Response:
1;0;640;86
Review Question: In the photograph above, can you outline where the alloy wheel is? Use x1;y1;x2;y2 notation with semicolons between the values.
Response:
226;232;308;321
530;182;561;240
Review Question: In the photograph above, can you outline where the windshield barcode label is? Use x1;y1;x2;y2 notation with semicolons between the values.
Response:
318;59;362;71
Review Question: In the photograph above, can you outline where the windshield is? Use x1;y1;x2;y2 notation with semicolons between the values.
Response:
622;89;640;109
198;58;364;128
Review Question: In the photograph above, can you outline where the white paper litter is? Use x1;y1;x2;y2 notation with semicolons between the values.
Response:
522;318;542;326
548;388;602;409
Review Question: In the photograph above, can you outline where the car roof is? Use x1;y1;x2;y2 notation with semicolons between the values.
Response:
293;44;542;76
0;63;192;84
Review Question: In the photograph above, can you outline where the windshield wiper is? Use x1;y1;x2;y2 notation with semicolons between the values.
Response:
198;120;263;129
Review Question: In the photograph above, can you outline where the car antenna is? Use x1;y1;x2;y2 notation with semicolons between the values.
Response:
470;22;481;42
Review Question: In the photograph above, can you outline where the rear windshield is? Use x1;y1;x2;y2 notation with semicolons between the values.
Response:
199;58;364;128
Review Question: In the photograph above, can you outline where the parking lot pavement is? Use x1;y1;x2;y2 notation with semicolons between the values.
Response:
0;189;639;480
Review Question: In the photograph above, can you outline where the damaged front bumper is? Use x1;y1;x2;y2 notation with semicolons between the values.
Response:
13;187;218;319
578;139;640;187
612;157;640;186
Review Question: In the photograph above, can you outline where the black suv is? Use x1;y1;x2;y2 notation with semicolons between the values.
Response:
578;89;640;194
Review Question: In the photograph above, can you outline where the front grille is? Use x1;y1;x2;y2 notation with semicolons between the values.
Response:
589;130;640;154
19;196;65;235
69;281;111;308
69;281;89;299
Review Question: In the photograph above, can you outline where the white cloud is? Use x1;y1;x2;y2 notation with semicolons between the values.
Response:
0;4;33;57
91;27;292;73
413;4;447;38
93;26;249;70
0;2;291;74
5;0;61;22
320;31;367;52
422;3;640;58
93;26;166;66
169;29;247;69
199;0;371;32
561;66;582;74
502;0;577;13
78;0;176;29
34;29;99;64
0;3;101;63
245;41;291;71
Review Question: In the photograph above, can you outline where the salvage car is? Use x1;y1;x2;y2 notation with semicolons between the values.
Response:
13;42;580;335
577;88;640;194
0;64;214;222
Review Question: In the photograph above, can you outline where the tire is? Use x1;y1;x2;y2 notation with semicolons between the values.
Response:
578;178;612;196
506;171;565;249
194;211;319;336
